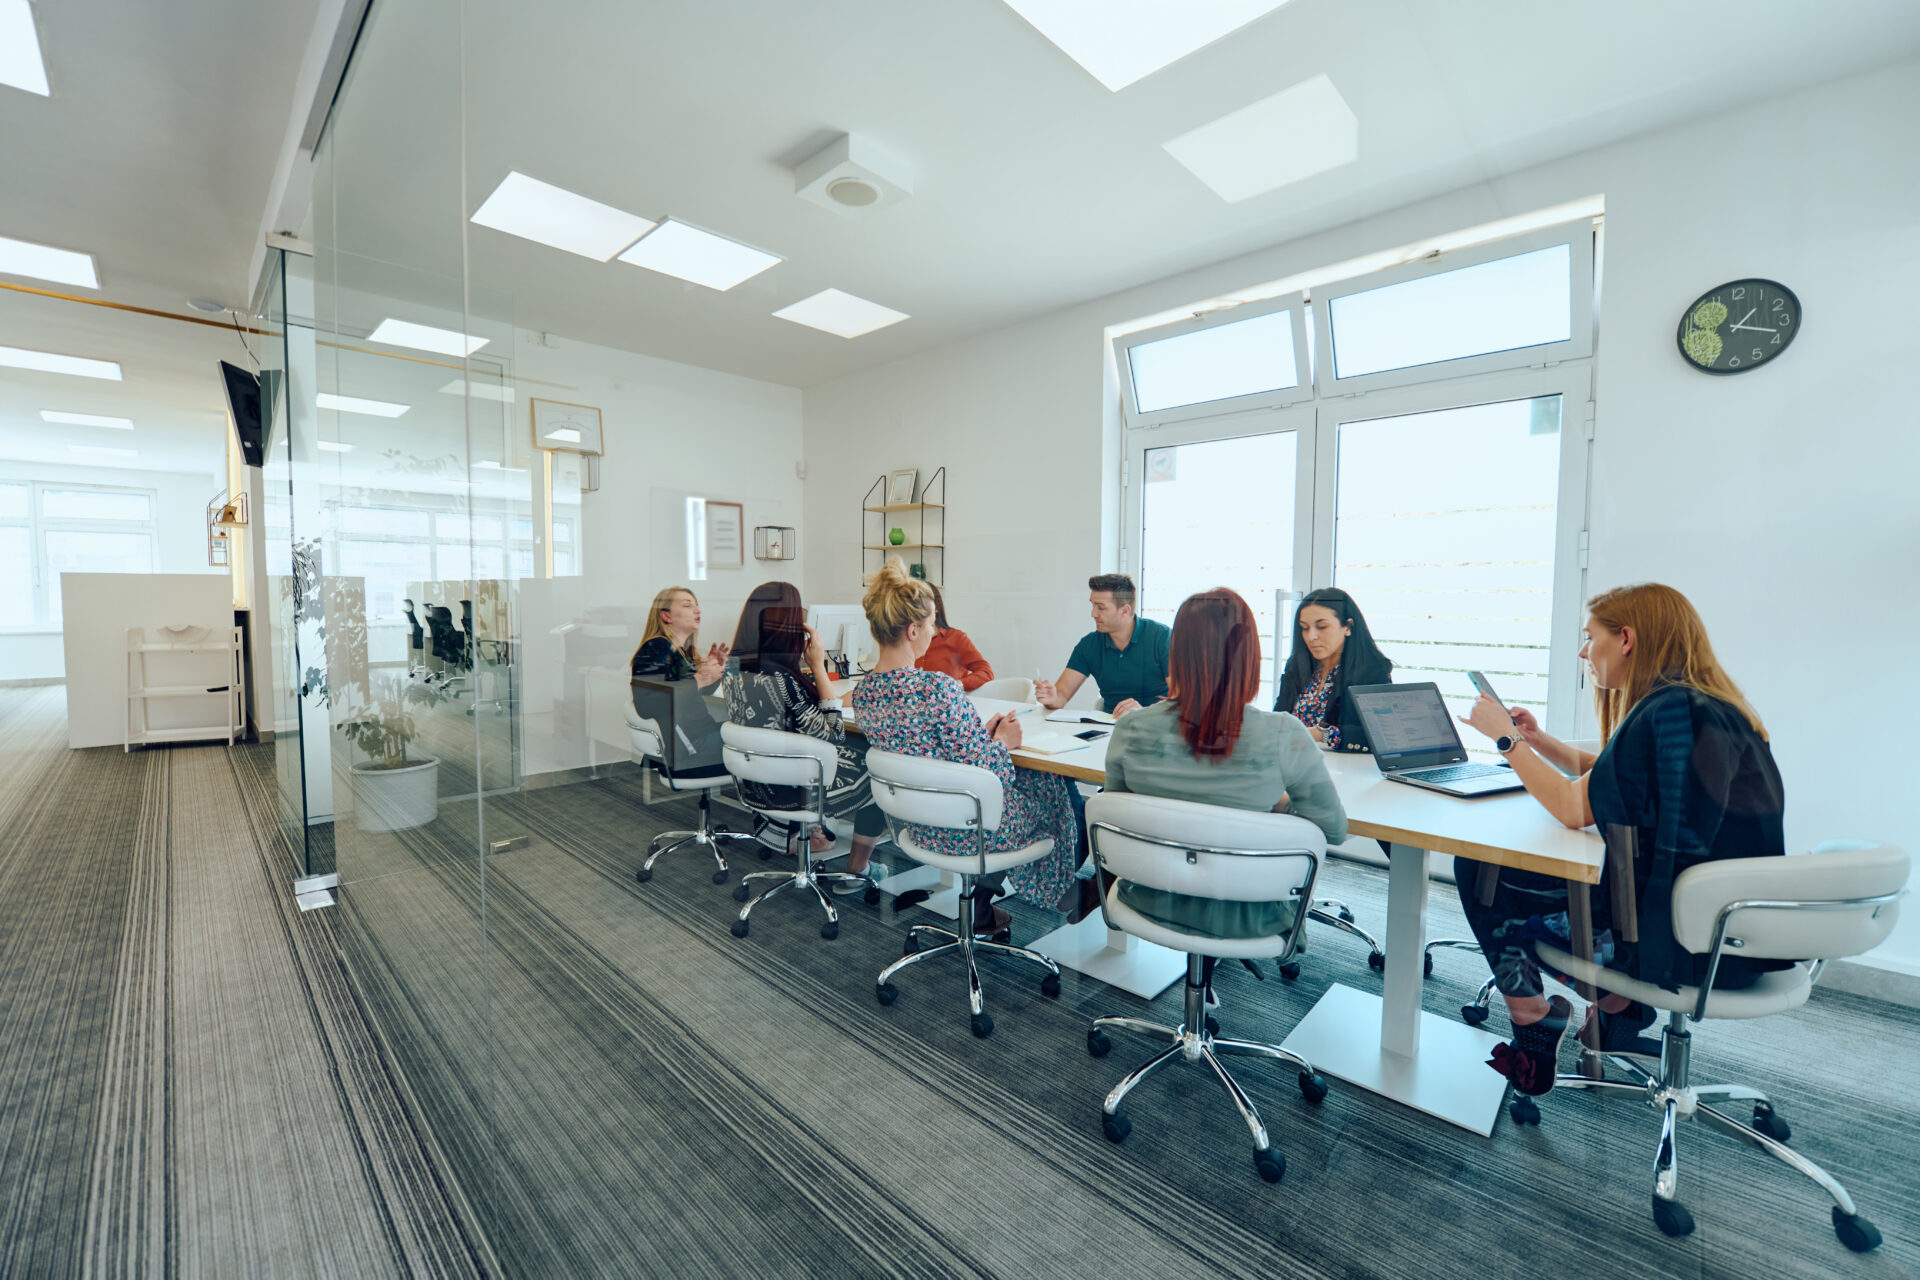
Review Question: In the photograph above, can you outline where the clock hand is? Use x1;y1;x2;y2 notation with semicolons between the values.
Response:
1734;307;1757;328
1728;323;1777;333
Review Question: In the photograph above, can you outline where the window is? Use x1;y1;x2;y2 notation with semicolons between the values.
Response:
0;480;159;626
1115;296;1311;427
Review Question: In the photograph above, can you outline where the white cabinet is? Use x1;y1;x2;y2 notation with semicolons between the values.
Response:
125;625;245;750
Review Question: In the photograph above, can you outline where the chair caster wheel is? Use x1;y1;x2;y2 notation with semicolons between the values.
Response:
635;866;653;883
1509;1096;1540;1126
1041;973;1062;998
1461;1004;1490;1026
1101;1112;1130;1143
1423;952;1434;978
757;848;773;861
863;886;882;906
970;1012;994;1038
1298;1071;1328;1104
1833;1207;1882;1253
1204;1015;1220;1037
1752;1103;1790;1142
1252;1148;1286;1183
711;869;728;885
1087;1030;1111;1058
1652;1196;1694;1238
1337;908;1355;924
1278;961;1302;981
820;920;839;941
1367;950;1386;972
902;934;920;955
730;919;749;938
733;883;751;902
875;983;898;1007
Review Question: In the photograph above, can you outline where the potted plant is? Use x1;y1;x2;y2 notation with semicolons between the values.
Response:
339;676;453;832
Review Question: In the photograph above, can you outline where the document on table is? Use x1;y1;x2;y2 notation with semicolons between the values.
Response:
1044;709;1114;725
1014;732;1092;755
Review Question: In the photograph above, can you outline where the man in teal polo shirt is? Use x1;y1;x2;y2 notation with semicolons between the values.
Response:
1036;574;1170;716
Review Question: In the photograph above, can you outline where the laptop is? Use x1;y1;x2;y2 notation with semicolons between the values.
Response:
1345;682;1526;797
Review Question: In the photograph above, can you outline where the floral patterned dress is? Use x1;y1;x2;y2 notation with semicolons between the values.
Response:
852;667;1080;906
1291;666;1343;749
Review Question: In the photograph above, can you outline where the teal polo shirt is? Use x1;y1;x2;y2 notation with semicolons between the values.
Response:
1066;616;1171;713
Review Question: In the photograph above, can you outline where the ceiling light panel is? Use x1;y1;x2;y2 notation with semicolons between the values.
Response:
1002;0;1292;92
470;171;656;261
0;235;97;288
772;289;909;339
42;410;133;429
0;344;122;380
618;220;782;290
69;445;137;458
1162;73;1358;203
439;378;515;403
367;318;489;357
317;441;354;453
317;392;409;418
0;0;49;96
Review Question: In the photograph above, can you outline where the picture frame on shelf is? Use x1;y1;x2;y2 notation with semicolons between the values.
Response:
706;501;744;567
887;468;917;505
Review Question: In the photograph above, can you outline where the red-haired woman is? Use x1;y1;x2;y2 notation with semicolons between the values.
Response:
1103;587;1348;946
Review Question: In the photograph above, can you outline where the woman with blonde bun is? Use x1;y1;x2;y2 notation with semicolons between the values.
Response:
852;560;1081;932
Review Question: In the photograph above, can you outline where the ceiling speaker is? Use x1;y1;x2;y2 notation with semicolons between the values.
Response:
794;133;912;218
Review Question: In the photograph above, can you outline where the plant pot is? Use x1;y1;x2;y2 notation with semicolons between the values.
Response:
350;756;440;832
888;527;905;546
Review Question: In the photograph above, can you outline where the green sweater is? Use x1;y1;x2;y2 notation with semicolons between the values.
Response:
1104;702;1348;940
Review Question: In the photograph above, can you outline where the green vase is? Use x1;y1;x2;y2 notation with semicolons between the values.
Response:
888;528;905;546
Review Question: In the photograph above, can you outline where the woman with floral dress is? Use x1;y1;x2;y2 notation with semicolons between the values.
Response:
852;561;1080;932
1273;588;1393;752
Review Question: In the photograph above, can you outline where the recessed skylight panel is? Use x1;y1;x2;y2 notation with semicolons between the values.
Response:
367;319;490;357
469;171;656;261
1162;73;1357;203
772;289;909;339
0;235;97;288
618;220;783;291
42;410;133;428
317;441;354;453
0;344;122;380
0;0;50;96
317;392;409;418
438;379;515;403
1001;0;1293;91
69;445;137;458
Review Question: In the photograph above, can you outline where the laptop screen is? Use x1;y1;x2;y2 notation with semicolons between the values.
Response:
1346;683;1466;767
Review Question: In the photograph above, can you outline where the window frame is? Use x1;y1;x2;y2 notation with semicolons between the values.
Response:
1310;224;1594;396
0;480;160;627
1113;293;1312;430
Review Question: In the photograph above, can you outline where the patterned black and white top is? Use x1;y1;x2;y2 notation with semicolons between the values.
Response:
725;668;872;820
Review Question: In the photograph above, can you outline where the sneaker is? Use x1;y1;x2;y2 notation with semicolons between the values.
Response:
829;862;886;896
1487;995;1571;1096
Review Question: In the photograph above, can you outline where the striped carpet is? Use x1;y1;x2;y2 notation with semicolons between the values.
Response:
3;684;1915;1277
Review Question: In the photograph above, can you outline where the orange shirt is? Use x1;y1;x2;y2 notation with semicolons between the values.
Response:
917;627;994;692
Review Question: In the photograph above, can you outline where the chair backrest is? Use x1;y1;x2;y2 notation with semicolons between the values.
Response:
972;677;1035;703
1672;841;1908;962
866;749;1005;833
1086;792;1325;904
625;711;665;762
632;676;723;773
720;721;837;792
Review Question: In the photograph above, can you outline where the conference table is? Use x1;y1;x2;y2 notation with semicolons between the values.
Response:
840;688;1606;1136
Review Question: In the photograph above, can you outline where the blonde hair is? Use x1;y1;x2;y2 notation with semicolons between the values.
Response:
861;558;935;647
637;586;698;665
1586;582;1765;742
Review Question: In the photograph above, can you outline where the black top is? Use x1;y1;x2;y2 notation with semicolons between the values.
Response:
1273;648;1393;752
1587;683;1788;990
632;637;696;714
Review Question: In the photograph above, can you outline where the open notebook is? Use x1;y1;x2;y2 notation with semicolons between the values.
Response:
1044;708;1114;725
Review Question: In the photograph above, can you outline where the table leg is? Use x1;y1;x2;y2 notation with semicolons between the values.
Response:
1027;913;1185;999
1566;880;1602;1079
1280;843;1509;1135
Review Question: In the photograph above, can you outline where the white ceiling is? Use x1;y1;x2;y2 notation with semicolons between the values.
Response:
319;0;1920;388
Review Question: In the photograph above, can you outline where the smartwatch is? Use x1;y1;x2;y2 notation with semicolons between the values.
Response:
1494;734;1519;755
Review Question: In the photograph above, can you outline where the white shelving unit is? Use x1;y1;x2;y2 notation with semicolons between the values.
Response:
125;625;245;751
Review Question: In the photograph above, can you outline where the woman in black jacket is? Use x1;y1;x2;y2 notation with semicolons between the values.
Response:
1273;588;1392;751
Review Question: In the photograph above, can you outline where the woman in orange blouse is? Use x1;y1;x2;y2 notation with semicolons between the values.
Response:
914;584;994;691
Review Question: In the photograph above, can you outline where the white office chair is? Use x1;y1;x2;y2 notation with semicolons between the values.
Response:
1533;839;1907;1252
720;722;879;940
865;749;1063;1038
1082;792;1331;1184
625;709;754;885
972;677;1035;703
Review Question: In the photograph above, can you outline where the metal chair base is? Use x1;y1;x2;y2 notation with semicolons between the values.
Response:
1308;897;1384;967
1088;954;1326;1182
1550;1013;1882;1252
638;786;757;884
874;876;1060;1036
730;821;877;939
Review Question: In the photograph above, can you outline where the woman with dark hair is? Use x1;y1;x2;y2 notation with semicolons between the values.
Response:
727;581;885;884
1273;588;1393;751
914;584;995;692
1104;588;1347;944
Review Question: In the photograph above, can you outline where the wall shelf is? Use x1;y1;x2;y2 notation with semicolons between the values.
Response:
126;625;245;751
863;501;945;514
862;466;945;589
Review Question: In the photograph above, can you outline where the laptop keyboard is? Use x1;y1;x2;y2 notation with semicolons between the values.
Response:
1403;763;1505;783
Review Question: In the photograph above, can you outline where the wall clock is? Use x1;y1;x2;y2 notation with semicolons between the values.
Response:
1676;279;1800;374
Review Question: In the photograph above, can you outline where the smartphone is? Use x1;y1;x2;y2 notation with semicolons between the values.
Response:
1074;728;1109;741
1467;670;1509;716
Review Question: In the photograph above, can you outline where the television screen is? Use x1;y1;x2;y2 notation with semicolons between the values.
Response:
219;360;264;467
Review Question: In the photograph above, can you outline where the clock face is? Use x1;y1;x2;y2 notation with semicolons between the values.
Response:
1677;279;1800;374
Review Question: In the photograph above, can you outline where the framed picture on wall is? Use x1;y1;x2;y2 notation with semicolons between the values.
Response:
706;501;744;568
530;398;604;454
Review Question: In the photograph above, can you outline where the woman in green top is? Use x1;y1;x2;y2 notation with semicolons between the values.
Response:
1104;587;1348;943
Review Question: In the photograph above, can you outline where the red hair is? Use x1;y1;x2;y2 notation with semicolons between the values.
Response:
1168;588;1261;760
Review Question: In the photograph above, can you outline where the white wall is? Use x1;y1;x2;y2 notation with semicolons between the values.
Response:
0;459;222;682
803;57;1920;973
